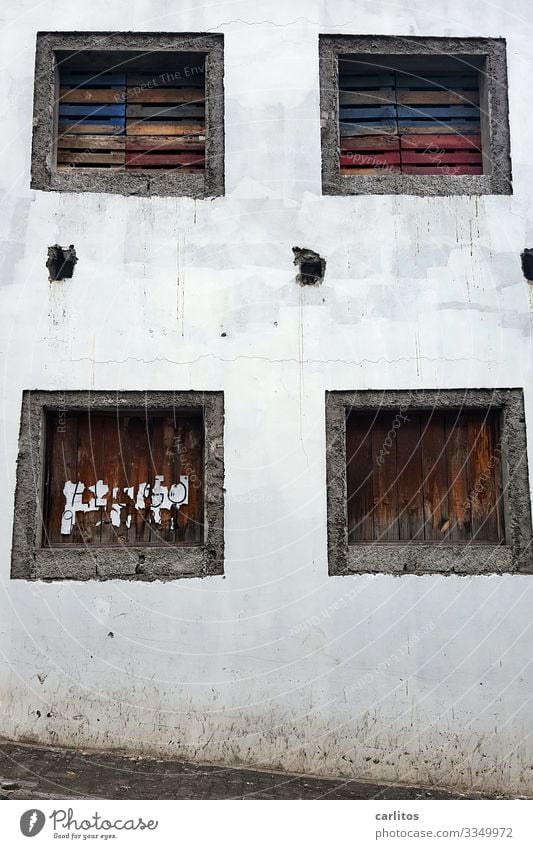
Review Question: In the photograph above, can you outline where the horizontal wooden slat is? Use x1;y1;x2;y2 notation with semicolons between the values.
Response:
397;105;480;119
58;104;125;117
340;166;401;174
126;105;205;119
127;73;205;88
340;122;398;136
401;133;481;149
397;89;479;105
126;121;205;136
125;152;205;167
57;135;126;150
125;135;205;151
402;151;482;164
340;134;400;151
57;122;125;135
396;73;479;89
340;106;397;120
398;122;481;134
59;73;126;86
57;150;126;165
339;89;395;106
339;73;396;88
59;87;124;103
127;87;205;104
401;165;483;174
340;152;400;167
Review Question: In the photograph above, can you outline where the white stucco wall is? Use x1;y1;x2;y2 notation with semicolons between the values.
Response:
1;0;533;794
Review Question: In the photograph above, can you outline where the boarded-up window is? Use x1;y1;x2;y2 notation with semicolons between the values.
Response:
339;57;483;176
346;409;504;543
43;411;204;546
57;59;206;172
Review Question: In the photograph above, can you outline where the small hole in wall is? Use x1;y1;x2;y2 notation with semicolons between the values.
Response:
521;249;533;282
292;246;325;286
47;244;77;281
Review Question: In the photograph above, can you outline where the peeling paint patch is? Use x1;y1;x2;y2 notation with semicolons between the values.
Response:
60;476;189;536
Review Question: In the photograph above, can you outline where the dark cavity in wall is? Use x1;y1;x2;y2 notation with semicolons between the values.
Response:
47;244;77;281
521;249;533;282
293;247;326;286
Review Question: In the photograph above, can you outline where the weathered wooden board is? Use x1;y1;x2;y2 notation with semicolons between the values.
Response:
60;73;126;86
466;414;503;542
346;410;502;544
126;120;205;136
58;104;126;117
127;87;205;104
397;123;481;134
339;89;396;106
128;72;205;88
57;150;126;166
397;90;480;105
396;414;425;541
43;411;204;547
58;122;125;135
57;135;126;150
346;413;375;542
339;73;396;88
340;151;401;167
125;152;205;167
340;134;400;151
397;105;480;119
59;88;125;103
402;151;482;165
396;72;479;89
370;415;400;542
125;135;205;151
126;105;205;119
401;133;481;149
340;106;397;120
420;412;450;541
340;166;402;174
340;122;398;136
401;165;483;174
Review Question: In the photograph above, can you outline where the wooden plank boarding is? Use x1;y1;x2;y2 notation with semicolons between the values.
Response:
340;135;400;151
125;152;205;168
126;120;205;136
127;87;205;104
401;134;481;150
346;413;375;542
126;105;205;119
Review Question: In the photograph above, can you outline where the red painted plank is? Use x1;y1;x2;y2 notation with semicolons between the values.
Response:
340;151;401;167
401;133;481;150
402;165;483;175
402;151;482;165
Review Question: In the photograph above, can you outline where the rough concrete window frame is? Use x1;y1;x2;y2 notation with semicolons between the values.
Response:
30;32;224;198
325;389;533;575
319;35;512;196
10;391;225;581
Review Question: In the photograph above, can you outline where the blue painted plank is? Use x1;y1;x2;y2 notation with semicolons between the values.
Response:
339;73;396;88
339;106;397;120
396;72;479;90
397;105;480;119
59;104;126;117
59;72;127;86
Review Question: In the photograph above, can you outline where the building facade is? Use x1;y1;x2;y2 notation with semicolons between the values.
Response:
1;0;533;795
